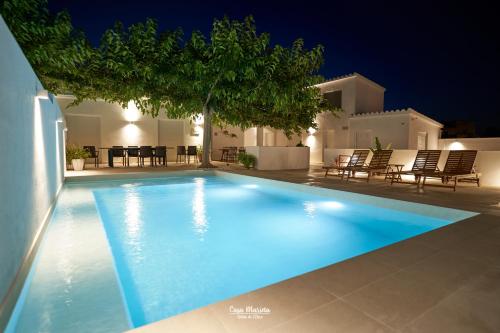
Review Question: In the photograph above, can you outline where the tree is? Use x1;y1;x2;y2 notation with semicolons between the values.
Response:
3;1;333;168
163;16;330;167
1;0;94;93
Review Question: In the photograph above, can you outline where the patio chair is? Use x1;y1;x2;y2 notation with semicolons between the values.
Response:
176;146;186;163
139;146;153;167
187;146;198;164
323;150;370;179
421;150;479;191
154;146;167;167
83;146;99;168
126;146;139;167
226;147;238;163
390;150;441;185
111;146;126;166
346;150;393;182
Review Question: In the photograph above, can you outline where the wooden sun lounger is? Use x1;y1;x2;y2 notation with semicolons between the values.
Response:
346;150;393;182
391;150;442;185
323;150;370;179
421;150;480;191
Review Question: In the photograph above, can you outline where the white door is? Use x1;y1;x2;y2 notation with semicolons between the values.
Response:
158;120;185;161
417;132;427;150
355;130;372;148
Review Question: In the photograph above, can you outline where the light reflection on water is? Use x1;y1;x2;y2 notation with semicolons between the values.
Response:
192;177;208;240
303;201;316;220
124;188;143;258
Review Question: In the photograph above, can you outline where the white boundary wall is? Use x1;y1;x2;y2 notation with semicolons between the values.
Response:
0;15;65;316
439;138;500;151
246;146;310;170
325;148;500;187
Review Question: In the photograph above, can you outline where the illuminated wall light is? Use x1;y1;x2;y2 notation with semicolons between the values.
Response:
123;100;141;122
193;114;204;126
307;127;317;135
36;89;50;100
449;141;465;150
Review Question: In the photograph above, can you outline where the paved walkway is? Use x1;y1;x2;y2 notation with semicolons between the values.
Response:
67;163;500;332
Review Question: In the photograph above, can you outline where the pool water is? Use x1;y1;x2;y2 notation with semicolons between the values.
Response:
7;171;477;332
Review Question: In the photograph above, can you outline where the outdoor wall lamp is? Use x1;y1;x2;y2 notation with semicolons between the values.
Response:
307;127;317;135
36;89;50;100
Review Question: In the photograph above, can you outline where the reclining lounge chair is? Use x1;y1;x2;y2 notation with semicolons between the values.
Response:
391;150;441;186
346;150;393;182
323;150;370;179
421;150;480;191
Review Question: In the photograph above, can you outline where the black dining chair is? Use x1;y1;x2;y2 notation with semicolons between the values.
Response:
127;146;139;167
111;146;126;166
176;146;186;163
227;147;238;163
154;146;167;167
139;146;153;167
83;146;99;168
187;146;198;164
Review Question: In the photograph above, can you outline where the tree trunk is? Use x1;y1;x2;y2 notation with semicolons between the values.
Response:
200;105;215;168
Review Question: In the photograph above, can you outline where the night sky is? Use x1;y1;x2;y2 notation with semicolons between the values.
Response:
48;0;499;135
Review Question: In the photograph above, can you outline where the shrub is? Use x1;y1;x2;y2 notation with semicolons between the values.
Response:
66;144;90;164
238;152;256;169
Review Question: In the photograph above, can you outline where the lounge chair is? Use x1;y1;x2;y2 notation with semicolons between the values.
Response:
346;150;393;182
391;150;441;185
323;150;370;179
421;150;479;191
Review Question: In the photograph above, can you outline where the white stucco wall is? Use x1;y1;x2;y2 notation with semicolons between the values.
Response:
57;98;205;163
408;114;441;150
355;78;384;115
439;138;500;151
348;114;410;149
0;15;65;315
245;146;310;170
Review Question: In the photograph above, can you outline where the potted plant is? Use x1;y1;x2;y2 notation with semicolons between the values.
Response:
237;152;257;169
66;144;90;171
197;145;203;162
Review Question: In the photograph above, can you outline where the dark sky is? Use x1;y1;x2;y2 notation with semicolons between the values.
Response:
48;0;499;134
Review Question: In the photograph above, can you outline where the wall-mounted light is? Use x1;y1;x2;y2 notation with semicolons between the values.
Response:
193;114;204;126
307;127;317;135
123;101;140;122
36;89;50;100
449;141;465;150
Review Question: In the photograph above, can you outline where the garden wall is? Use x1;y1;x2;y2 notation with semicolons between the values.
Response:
0;15;65;327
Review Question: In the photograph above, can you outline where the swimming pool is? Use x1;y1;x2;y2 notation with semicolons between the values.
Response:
7;171;477;332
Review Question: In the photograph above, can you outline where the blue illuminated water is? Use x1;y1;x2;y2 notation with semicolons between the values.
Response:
6;172;477;332
93;173;469;327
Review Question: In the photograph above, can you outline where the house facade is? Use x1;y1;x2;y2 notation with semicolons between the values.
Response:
309;73;443;163
57;72;442;164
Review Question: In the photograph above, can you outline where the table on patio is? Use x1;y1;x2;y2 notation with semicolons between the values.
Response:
100;147;174;167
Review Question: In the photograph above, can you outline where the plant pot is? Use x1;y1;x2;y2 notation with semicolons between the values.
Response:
72;158;85;171
197;153;203;163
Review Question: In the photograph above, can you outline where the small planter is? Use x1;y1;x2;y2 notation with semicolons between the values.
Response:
72;158;85;171
197;153;203;163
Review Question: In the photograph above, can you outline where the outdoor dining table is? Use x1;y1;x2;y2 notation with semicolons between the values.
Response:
100;147;174;167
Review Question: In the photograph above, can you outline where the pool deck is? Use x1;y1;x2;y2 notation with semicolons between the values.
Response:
67;163;500;333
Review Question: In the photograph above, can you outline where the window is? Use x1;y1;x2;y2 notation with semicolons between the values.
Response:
324;90;342;109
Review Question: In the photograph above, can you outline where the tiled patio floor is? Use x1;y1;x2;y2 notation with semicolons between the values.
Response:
66;163;500;332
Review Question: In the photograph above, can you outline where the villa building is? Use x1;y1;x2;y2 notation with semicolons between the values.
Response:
57;72;443;165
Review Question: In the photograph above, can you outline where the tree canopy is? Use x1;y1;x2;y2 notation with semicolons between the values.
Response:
2;0;335;167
